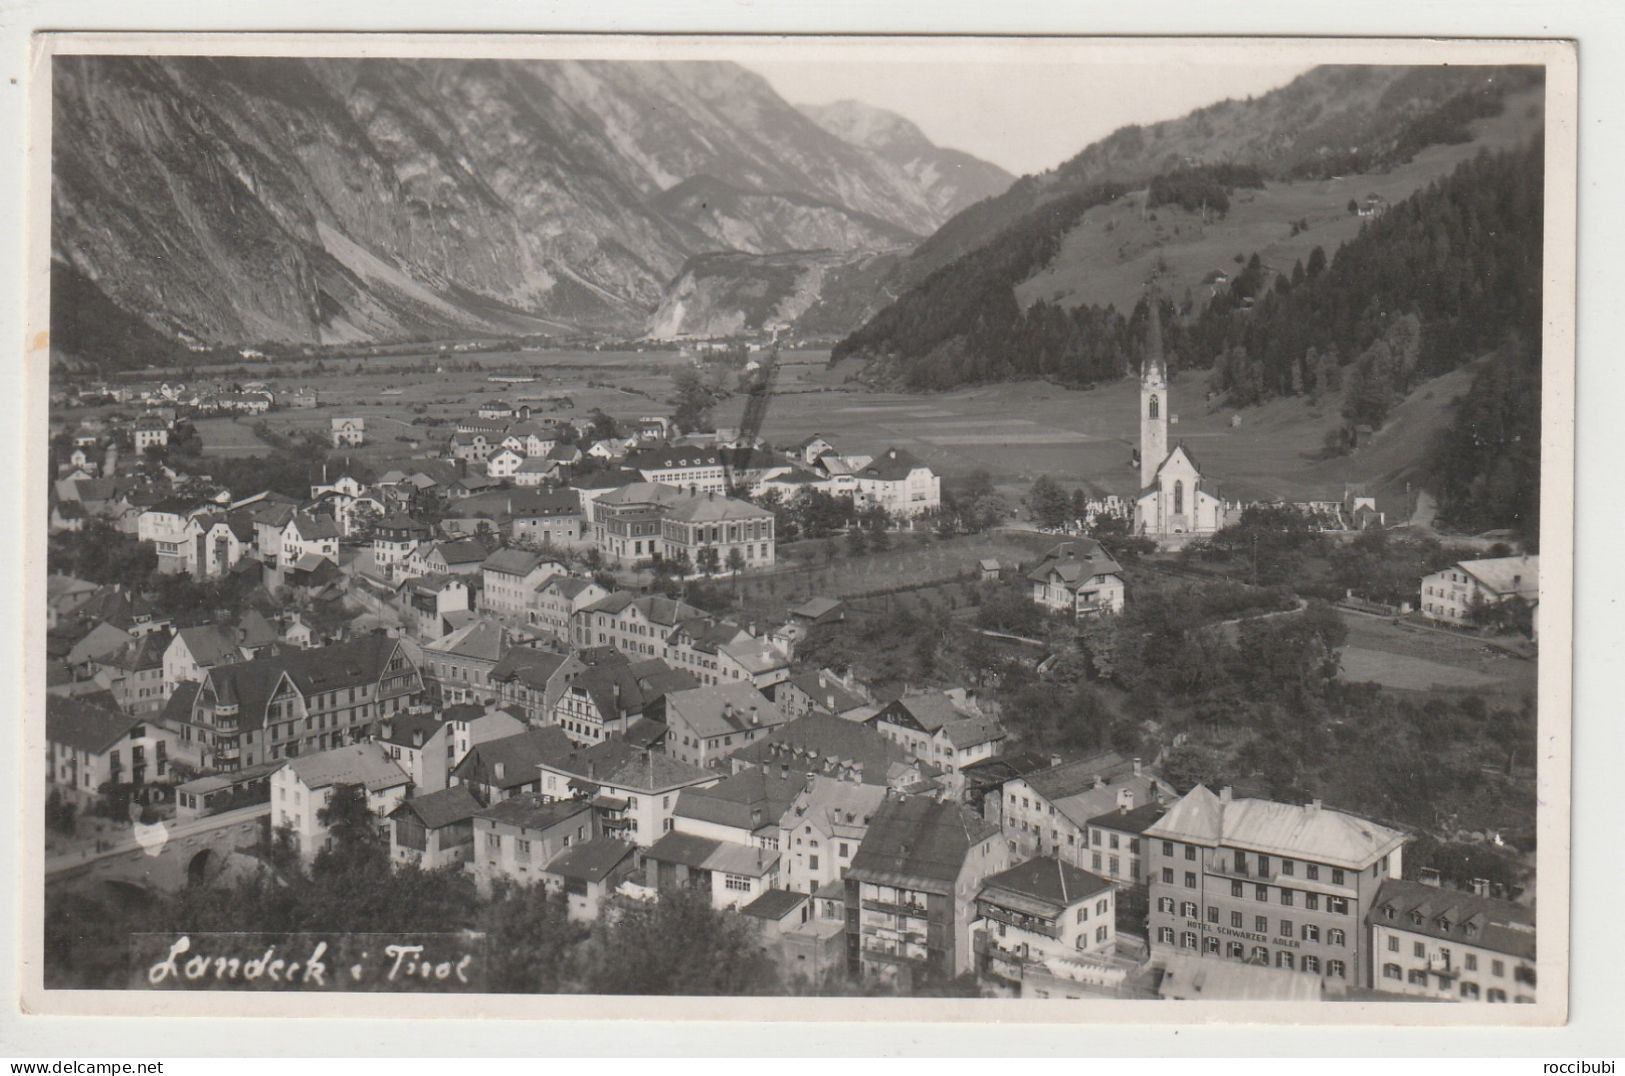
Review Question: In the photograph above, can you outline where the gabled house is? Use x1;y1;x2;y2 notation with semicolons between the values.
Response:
1027;540;1126;617
846;796;1009;984
280;512;341;572
271;742;409;860
449;726;575;805
538;837;639;922
471;795;596;891
388;785;482;870
1000;751;1174;868
529;576;610;643
776;774;888;895
480;548;564;618
853;447;941;519
730;711;940;792
670;767;802;848
488;647;586;727
534;739;719;846
870;690;1007;785
421;619;512;704
162;624;243;693
550;658;696;746
47;697;174;801
973;857;1121;997
663;681;786;769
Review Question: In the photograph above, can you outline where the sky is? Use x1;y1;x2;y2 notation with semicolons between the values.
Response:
749;59;1313;176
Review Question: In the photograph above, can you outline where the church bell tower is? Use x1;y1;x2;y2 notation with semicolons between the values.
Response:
1139;300;1169;489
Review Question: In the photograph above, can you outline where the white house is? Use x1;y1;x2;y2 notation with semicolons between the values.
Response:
270;742;410;860
1026;540;1126;617
853;447;940;518
486;448;526;480
331;417;366;447
1420;556;1539;628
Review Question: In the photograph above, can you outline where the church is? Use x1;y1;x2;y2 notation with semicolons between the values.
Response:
1133;305;1229;546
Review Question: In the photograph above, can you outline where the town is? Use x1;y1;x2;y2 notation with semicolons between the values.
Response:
43;308;1540;1003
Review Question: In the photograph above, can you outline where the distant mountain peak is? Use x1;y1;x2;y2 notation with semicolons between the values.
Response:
797;99;935;154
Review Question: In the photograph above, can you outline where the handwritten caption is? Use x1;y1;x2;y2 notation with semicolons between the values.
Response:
129;932;486;991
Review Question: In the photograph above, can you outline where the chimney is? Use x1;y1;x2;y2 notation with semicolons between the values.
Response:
588;761;597;780
780;762;789;780
381;720;394;741
1219;786;1233;803
750;807;763;828
1419;867;1442;888
1133;757;1142;776
749;705;759;726
413;730;425;749
1050;754;1063;769
804;771;816;793
1308;798;1322;811
494;762;506;781
1470;877;1491;898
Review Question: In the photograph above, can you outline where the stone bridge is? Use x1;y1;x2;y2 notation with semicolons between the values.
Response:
46;803;271;898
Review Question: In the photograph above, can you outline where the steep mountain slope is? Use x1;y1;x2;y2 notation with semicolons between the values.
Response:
651;174;918;256
797;99;1015;222
837;64;1545;391
892;64;1544;290
49;56;1008;362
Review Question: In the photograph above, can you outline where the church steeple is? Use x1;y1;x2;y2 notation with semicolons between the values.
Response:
1139;296;1169;488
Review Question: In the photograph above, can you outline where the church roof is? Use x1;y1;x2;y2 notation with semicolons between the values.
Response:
1141;299;1168;383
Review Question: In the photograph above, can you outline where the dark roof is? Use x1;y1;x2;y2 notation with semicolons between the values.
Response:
621;716;669;751
979;856;1112;913
379;711;446;750
432;539;489;565
541;738;716;794
1023;751;1139;800
1024;539;1124;588
731;711;934;786
489;647;573;688
1085;801;1169;836
451;727;575;790
672;769;802;833
541;837;636;884
740;887;809;922
46;696;140;754
848;796;1001;892
391;785;482;829
626;446;722;470
475;792;592;831
1369;878;1536;961
643;830;723;869
857;447;929;481
784;670;867;714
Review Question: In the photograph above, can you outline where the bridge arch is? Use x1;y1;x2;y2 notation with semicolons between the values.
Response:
186;848;215;887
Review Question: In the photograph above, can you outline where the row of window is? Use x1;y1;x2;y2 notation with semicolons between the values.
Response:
1156;869;1352;915
1155;899;1349;946
1156;929;1347;976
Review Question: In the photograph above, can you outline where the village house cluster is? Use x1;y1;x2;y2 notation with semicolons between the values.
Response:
44;366;1535;1001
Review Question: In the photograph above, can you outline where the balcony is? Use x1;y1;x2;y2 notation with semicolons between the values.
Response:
862;897;929;919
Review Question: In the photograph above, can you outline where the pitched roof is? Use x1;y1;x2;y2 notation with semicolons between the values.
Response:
541;837;636;884
430;539;489;565
283;742;408;792
732;711;935;787
779;775;888;839
390;785;482;830
1458;556;1540;600
452;727;576;790
488;647;573;688
848;796;1001;891
626;446;722;471
1024;540;1124;588
1085;800;1169;836
741;888;809;922
784;669;867;715
1369;878;1535;961
539;738;716;794
66;622;135;666
643;830;722;869
47;696;141;754
666;682;782;740
978;856;1112;914
481;547;544;576
1145;785;1407;870
199;635;407;733
475;792;592;831
378;711;446;750
672;769;803;834
289;512;340;540
856;447;930;482
662;493;773;524
423;619;508;662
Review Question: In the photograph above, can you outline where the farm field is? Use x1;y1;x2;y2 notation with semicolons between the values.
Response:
1334;611;1535;700
190;416;274;457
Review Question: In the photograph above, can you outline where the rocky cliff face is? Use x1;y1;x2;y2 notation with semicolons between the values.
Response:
797;99;1015;223
49;56;1010;358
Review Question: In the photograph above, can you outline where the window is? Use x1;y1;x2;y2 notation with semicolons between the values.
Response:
1307;864;1320;881
1328;929;1346;947
1231;880;1244;898
1280;920;1294;939
1206;906;1219;924
1184;872;1197;889
1093;853;1103;871
1157;927;1175;945
1234;850;1248;874
1280;889;1294;907
1158;897;1176;914
1230;911;1243;929
1408;969;1428;986
1461;982;1481;1000
1383;963;1403;980
1388;936;1399;953
1488;989;1507;1003
1204;937;1220;954
724;874;752;892
1465;954;1478;972
1328;960;1346;979
1255;916;1268;933
1414;941;1426;958
1302;956;1320;974
1109;834;1120;850
1255;884;1268;902
1162;841;1173;857
1184;845;1196;861
1226;941;1244;960
1180;931;1198;950
1276;952;1294;970
1180;901;1198;919
1281;860;1295;877
1162;868;1174;885
1109;855;1120;875
1306;893;1320;912
1250;946;1268;964
1095;925;1109;944
1258;855;1271;876
1492;960;1505;977
1303;925;1320;943
1327;896;1349;915
1331;868;1345;886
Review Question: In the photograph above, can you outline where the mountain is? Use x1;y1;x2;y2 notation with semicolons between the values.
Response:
797;100;1015;222
49;56;1008;363
836;64;1546;390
